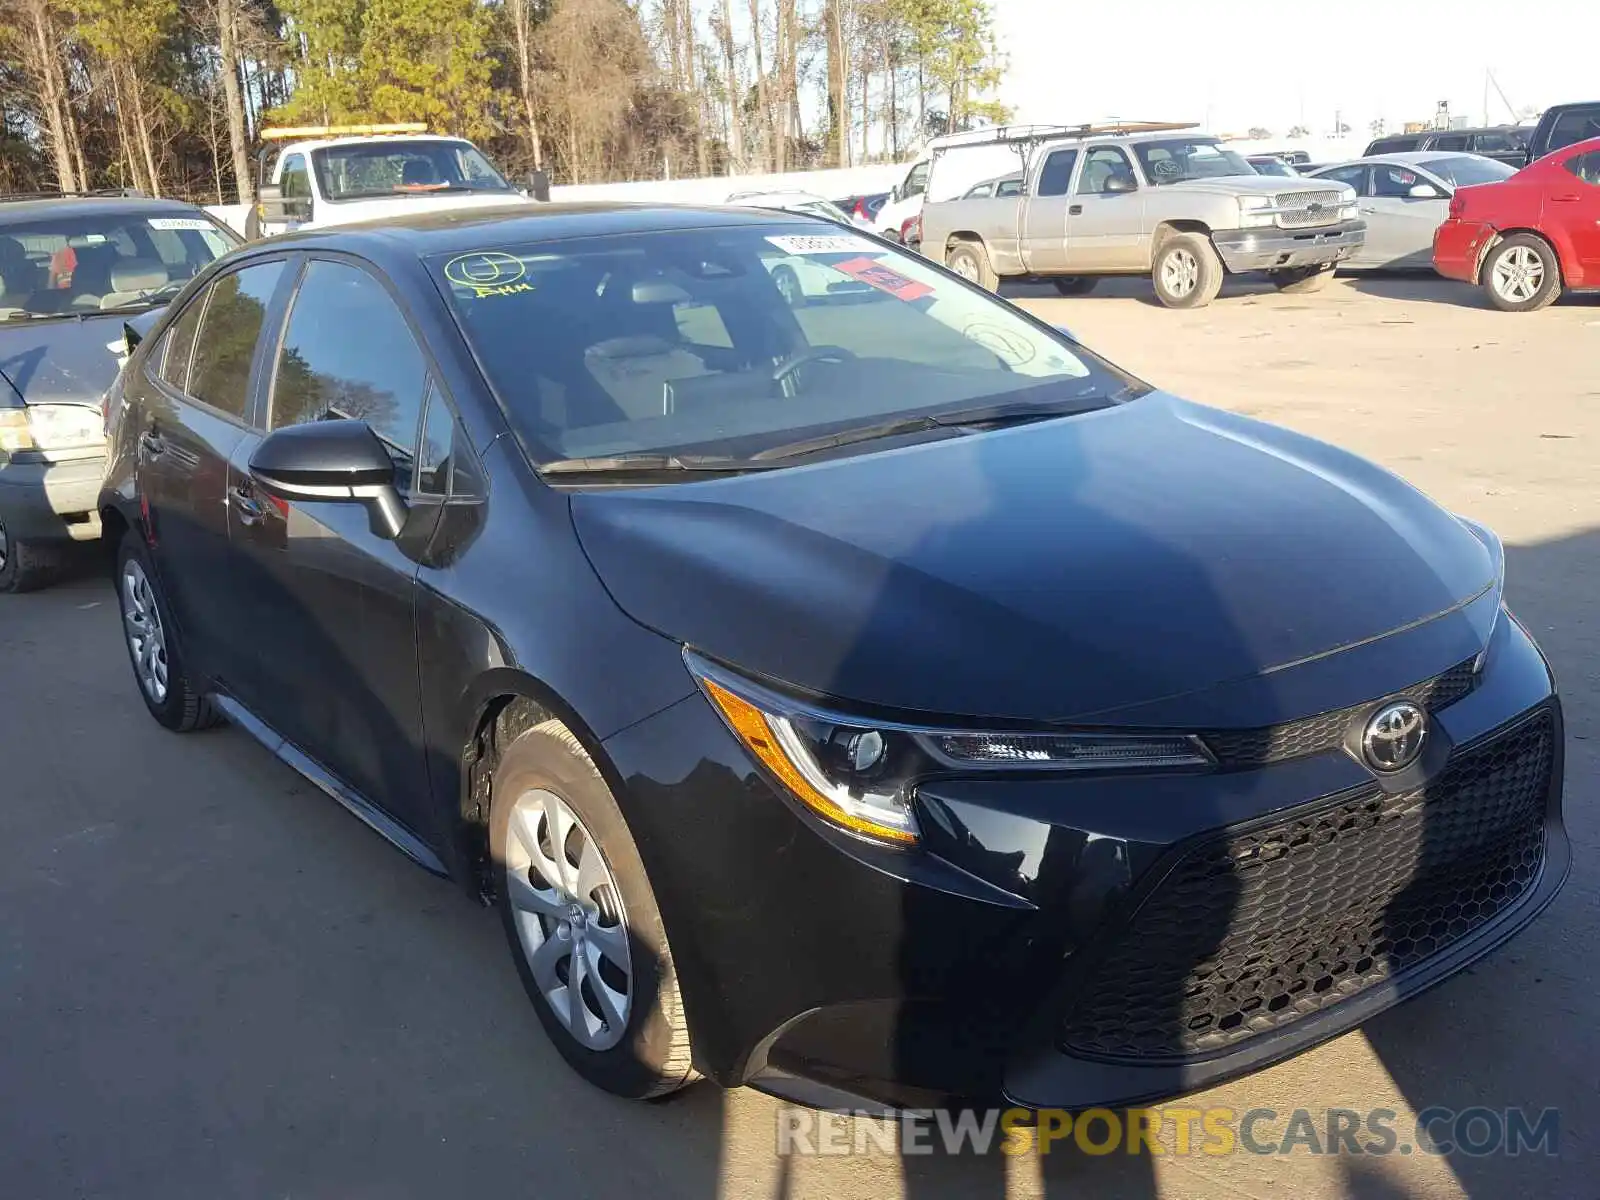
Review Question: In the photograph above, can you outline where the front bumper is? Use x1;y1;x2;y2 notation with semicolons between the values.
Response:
0;453;105;542
602;600;1565;1111
1212;219;1365;273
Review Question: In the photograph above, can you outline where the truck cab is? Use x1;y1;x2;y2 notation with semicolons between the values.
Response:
248;124;530;238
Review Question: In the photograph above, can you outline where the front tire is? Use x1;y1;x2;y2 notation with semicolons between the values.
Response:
1269;264;1336;294
1152;233;1224;309
945;239;999;291
1481;234;1561;312
116;530;220;732
0;515;62;593
492;719;697;1099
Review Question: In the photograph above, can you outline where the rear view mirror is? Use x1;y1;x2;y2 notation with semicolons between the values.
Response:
1409;183;1442;199
249;419;407;540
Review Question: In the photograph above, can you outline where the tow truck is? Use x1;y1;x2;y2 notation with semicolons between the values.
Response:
246;124;539;239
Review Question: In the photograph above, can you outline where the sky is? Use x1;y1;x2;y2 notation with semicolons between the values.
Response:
993;0;1600;140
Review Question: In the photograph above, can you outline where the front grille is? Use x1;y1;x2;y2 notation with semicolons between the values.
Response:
1059;709;1553;1062
1202;658;1478;769
1274;188;1345;228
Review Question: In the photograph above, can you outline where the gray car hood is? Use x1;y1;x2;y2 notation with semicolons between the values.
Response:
0;315;129;407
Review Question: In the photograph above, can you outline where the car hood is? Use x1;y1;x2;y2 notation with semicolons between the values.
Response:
317;192;531;227
0;314;130;406
571;395;1494;723
1170;175;1314;197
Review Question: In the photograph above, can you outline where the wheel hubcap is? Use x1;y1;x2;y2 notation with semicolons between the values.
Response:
951;253;978;281
121;560;169;704
1493;246;1544;302
505;788;632;1051
0;519;9;573
1162;248;1199;297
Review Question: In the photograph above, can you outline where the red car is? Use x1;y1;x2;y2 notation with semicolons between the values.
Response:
1434;135;1600;311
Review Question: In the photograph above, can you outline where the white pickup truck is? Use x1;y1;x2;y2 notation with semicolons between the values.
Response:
247;124;535;238
919;126;1366;308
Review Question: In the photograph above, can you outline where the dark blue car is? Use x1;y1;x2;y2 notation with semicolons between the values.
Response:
0;195;240;590
99;203;1566;1110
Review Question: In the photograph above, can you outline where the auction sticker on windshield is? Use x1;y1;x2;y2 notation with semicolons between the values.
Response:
147;217;215;230
444;251;535;298
766;234;875;255
829;255;934;302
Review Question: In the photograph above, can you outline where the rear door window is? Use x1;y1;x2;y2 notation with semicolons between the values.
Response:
1317;164;1370;194
268;260;429;472
185;260;285;418
1430;134;1470;151
1564;152;1600;186
1373;165;1423;197
1036;150;1079;197
1546;106;1600;156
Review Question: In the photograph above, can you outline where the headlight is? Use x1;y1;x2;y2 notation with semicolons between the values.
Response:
689;653;1212;847
0;403;104;461
1456;516;1507;674
1238;195;1278;229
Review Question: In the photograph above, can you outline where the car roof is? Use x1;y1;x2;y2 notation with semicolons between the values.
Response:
0;195;215;224
1316;151;1494;171
250;202;828;263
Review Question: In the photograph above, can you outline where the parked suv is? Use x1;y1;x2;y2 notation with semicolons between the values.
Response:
0;193;238;591
1522;102;1600;165
919;129;1364;307
1365;126;1529;166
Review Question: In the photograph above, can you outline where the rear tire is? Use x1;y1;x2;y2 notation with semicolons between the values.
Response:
945;239;999;291
115;530;221;732
1269;264;1336;294
1481;234;1561;312
1152;233;1224;308
0;516;62;593
492;719;698;1100
1052;276;1099;296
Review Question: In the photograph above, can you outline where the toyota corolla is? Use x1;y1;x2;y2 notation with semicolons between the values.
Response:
99;205;1566;1110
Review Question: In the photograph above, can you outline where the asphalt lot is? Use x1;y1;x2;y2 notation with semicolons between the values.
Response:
2;273;1595;1199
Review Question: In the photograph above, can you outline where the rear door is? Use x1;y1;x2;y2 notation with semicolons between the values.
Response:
1019;148;1079;271
227;255;438;835
135;257;288;689
1549;149;1600;284
1063;144;1145;271
1364;163;1451;269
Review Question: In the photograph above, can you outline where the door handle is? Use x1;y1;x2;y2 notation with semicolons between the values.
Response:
1549;194;1580;203
230;485;265;527
1069;204;1083;215
139;430;166;457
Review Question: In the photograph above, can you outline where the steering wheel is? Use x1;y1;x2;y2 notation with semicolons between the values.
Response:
771;345;856;392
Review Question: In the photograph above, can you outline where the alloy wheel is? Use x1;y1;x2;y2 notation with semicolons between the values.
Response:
1492;246;1545;303
950;252;978;281
505;788;633;1051
121;559;169;704
1161;248;1199;298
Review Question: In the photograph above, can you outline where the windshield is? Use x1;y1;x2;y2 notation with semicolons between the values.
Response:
311;140;515;202
1250;158;1296;177
434;225;1143;465
1136;139;1254;185
792;199;854;223
1423;155;1518;187
0;210;238;321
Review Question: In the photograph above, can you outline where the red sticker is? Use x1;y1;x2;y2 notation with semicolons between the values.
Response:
830;256;934;302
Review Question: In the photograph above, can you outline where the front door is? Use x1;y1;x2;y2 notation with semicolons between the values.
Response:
1364;163;1451;270
136;259;286;691
228;256;436;836
1020;147;1078;272
1063;145;1145;271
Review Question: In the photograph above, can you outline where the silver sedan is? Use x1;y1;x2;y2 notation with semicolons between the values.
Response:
1306;152;1517;270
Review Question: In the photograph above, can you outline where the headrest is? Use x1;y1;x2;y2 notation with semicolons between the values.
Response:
109;258;168;294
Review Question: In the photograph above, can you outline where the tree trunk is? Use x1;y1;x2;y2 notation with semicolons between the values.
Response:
823;0;846;168
745;0;772;171
860;55;869;163
508;0;543;167
715;0;741;172
128;69;162;195
216;0;254;204
24;0;78;191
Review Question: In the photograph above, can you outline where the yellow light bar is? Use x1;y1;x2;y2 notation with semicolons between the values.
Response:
261;123;429;141
702;679;918;845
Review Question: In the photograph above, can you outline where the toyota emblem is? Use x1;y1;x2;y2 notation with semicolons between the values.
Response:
1362;702;1427;772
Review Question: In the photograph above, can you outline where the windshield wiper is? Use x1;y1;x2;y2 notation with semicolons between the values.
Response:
751;415;953;462
539;451;776;477
0;310;82;324
927;396;1115;428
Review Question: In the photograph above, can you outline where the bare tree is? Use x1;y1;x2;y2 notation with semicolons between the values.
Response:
710;0;742;171
5;0;80;190
507;0;545;169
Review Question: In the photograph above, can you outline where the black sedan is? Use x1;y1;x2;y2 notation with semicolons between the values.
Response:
99;203;1566;1111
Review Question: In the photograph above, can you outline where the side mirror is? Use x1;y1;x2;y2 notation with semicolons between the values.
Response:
1103;174;1138;194
1409;183;1442;199
1053;324;1076;341
248;419;407;540
527;168;551;202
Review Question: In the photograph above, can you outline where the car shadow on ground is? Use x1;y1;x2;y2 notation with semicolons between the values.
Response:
1344;269;1600;310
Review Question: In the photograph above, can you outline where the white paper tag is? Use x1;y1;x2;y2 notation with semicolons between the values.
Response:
765;234;874;255
147;217;214;231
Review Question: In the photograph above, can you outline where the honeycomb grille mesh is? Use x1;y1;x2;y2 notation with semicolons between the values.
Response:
1059;709;1553;1062
1202;659;1478;769
1275;189;1346;227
